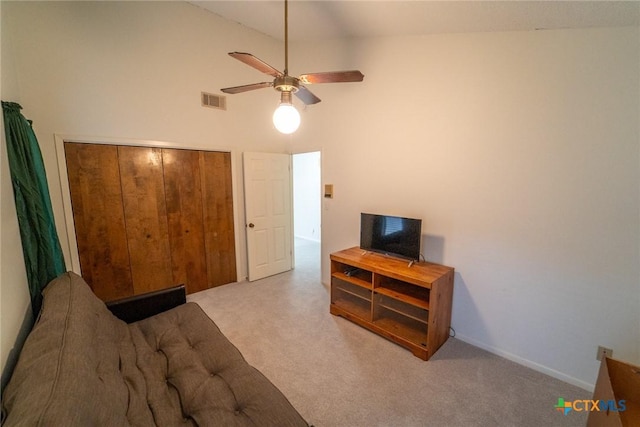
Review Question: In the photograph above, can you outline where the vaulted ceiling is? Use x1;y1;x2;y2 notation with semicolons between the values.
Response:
190;1;640;42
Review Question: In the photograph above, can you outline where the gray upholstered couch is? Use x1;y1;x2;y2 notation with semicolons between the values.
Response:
2;272;309;426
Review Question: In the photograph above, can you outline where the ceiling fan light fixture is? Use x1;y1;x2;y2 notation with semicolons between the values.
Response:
273;91;300;134
221;0;363;133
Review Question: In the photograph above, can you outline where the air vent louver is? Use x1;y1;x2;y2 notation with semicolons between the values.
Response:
201;92;226;110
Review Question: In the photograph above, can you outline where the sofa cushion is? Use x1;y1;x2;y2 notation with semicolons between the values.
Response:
130;303;308;426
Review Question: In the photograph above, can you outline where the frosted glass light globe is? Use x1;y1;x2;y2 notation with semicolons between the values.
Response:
273;103;300;134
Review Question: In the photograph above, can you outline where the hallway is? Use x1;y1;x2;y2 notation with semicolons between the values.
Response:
294;237;321;279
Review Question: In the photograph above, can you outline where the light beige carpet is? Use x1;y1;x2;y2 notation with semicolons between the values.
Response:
188;239;590;426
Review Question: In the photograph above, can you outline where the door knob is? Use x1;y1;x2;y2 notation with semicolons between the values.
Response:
248;223;255;228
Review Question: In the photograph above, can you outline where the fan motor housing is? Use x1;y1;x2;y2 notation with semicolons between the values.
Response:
274;75;299;93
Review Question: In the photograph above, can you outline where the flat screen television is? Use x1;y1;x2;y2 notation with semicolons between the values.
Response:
360;213;422;261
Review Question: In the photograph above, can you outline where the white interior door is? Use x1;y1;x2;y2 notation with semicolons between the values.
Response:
243;152;293;281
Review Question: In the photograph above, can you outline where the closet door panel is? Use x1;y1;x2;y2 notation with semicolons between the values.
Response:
162;149;208;294
118;146;173;294
201;151;237;286
64;142;133;301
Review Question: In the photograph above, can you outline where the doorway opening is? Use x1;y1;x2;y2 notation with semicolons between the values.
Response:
292;151;321;271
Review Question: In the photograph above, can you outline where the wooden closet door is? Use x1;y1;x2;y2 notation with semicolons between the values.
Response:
64;143;133;301
162;149;208;294
201;151;237;286
66;143;237;301
118;146;173;294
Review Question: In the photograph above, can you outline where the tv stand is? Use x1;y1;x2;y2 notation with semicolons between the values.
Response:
330;247;454;360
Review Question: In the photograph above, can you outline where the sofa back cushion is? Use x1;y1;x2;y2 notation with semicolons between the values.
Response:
2;272;153;426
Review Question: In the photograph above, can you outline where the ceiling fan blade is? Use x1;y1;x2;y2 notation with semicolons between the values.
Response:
221;82;273;94
298;70;364;85
295;85;321;105
229;52;283;78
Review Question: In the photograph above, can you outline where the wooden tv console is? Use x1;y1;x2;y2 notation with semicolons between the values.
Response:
330;247;454;360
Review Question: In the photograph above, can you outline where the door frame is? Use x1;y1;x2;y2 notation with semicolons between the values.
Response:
292;150;322;244
291;148;323;270
54;134;243;281
241;149;324;280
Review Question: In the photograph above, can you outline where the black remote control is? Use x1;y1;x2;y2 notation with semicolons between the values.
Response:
344;267;362;276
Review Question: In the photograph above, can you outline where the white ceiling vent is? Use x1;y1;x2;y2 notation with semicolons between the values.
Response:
201;92;226;110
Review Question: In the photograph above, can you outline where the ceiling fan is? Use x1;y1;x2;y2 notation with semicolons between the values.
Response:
220;0;365;133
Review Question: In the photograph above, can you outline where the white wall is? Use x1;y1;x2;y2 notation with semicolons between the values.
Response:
0;1;288;377
293;151;321;241
289;27;640;389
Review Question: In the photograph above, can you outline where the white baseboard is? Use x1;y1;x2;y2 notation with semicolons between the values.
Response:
454;333;595;392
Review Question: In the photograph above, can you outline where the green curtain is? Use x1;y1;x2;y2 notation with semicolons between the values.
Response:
2;101;66;316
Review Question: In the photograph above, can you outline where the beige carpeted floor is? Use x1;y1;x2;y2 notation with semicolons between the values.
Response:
188;239;590;426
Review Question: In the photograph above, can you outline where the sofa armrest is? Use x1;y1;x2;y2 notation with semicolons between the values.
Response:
106;285;186;323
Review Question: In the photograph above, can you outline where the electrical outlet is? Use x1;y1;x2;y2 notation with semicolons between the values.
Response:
596;345;613;361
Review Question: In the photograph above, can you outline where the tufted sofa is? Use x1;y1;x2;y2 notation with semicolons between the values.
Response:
1;272;309;426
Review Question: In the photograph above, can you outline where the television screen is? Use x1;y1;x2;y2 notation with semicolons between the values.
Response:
360;213;422;261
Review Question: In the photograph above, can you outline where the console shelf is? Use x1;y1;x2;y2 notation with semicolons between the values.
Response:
330;247;454;360
332;272;372;290
376;281;430;310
